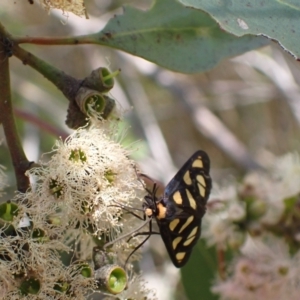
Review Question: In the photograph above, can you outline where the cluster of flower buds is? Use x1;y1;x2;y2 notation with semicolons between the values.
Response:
203;153;300;299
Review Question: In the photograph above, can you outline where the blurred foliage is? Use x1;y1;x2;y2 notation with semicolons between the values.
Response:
1;0;300;299
181;240;218;300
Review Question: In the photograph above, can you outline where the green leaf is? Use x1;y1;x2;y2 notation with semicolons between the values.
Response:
181;240;218;300
179;0;300;59
82;0;268;73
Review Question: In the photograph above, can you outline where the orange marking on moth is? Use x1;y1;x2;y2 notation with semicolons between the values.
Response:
156;202;167;220
145;208;153;217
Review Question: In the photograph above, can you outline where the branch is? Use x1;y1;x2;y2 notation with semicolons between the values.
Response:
14;108;69;140
0;27;30;192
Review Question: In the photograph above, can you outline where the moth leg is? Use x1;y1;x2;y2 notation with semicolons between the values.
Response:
127;231;160;243
124;219;159;267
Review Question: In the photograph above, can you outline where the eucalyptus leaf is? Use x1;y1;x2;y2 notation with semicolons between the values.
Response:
84;0;268;73
179;0;300;59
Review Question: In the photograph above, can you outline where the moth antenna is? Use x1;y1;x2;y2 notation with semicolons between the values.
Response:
104;217;152;249
109;200;144;213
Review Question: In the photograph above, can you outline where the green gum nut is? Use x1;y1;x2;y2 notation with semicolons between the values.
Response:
54;281;70;294
82;67;119;93
95;264;127;295
81;265;92;278
0;202;19;235
74;262;93;278
19;277;40;295
32;228;49;243
76;88;115;119
0;201;18;222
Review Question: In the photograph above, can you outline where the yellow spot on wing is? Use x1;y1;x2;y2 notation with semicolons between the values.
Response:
196;175;206;187
187;226;198;239
173;191;183;205
179;215;194;234
186;189;196;210
176;252;186;261
169;219;180;231
192;158;203;168
183;236;195;246
172;237;182;250
183;227;198;246
198;183;206;197
183;171;192;185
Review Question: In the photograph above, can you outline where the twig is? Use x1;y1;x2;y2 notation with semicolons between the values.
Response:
14;108;69;140
0;25;30;192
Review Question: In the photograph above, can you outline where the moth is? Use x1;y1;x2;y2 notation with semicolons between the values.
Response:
140;150;212;267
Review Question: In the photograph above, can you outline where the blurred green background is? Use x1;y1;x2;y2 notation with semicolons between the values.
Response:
1;1;300;299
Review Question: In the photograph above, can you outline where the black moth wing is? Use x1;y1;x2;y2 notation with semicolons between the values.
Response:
157;150;212;268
